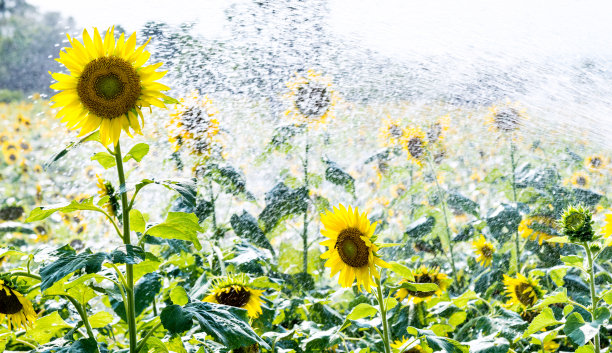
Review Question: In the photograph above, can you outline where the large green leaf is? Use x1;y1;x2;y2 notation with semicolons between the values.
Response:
485;204;522;241
523;307;561;337
145;212;203;250
39;249;107;291
466;335;509;353
135;178;197;209
123;143;149;162
346;303;378;320
28;312;71;344
404;216;436;238
230;211;274;254
407;327;469;353
134;272;163;316
160;302;269;350
258;183;308;233
203;164;253;199
323;159;355;194
26;197;105;222
446;193;479;217
91;152;116;169
564;308;610;346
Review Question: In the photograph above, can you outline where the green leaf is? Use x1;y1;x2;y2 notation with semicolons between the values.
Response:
40;249;107;291
145;212;203;250
564;308;610;346
265;124;305;153
28;312;71;344
323;159;355;194
203;164;253;199
404;216;436;238
389;261;415;281
548;266;568;286
546;236;570;244
384;297;398;311
258;183;308;233
91;151;117;169
346;303;378;320
524;307;561;337
576;345;595;353
230;211;274;254
129;209;146;234
133;259;161;282
160;302;270;350
398;281;439;293
134;272;163;316
123;143;149;162
135;178;197;209
88;311;113;328
26;197;105;222
163;96;180;105
466;335;509;353
0;221;34;234
601;289;612;305
452;290;479;309
407;327;469;353
110;245;145;264
170;286;190;306
447;193;480;217
44;130;100;170
141;336;169;353
533;288;570;309
561;255;584;270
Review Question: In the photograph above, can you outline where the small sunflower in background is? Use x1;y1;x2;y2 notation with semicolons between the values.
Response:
320;204;389;292
503;273;544;308
83;165;97;181
472;235;495;267
395;265;450;304
541;339;560;353
17;139;31;153
486;102;526;134
401;127;428;167
426;115;450;144
602;211;612;238
96;174;119;217
518;215;559;245
203;273;264;318
3;149;19;165
585;154;607;171
17;114;31;128
391;338;430;353
167;92;220;157
390;183;407;199
284;69;338;125
0;278;37;330
378;117;404;147
49;27;171;146
569;171;590;188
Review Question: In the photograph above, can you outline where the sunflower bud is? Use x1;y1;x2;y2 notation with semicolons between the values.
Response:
559;205;594;242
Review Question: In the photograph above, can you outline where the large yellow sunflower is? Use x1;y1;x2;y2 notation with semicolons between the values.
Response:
472;235;495;268
50;27;170;146
395;265;450;304
569;171;590;188
391;338;430;353
284;69;338;125
167;92;220;156
585;154;607;171
518;216;559;245
503;273;544;308
203;273;264;318
0;279;36;330
400;127;428;167
320;204;389;293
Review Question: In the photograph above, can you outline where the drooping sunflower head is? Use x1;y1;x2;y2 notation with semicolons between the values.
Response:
379;117;404;147
559;205;594;242
518;215;560;246
168;92;220;156
96;174;119;217
320;204;390;293
391;337;429;353
0;278;36;330
400;127;428;167
472;235;495;267
585;154;607;170
395;265;450;304
570;171;590;188
486;103;526;133
284;69;337;125
426;115;450;144
503;273;544;308
50;27;171;146
203;273;264;318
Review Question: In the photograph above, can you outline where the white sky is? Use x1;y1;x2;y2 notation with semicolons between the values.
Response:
27;0;612;58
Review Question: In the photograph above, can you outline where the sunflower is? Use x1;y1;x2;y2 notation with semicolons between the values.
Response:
168;92;220;156
96;174;119;217
542;340;560;353
603;212;612;238
203;273;264;318
426;115;450;144
585;154;607;170
390;183;407;199
569;171;589;188
503;273;544;308
3;149;19;165
284;69;338;125
518;216;559;245
472;235;495;267
2;141;17;153
379;117;404;147
391;338;429;353
0;279;36;330
17;114;31;128
17;139;31;153
486;103;526;133
49;27;171;146
320;204;389;293
84;165;97;180
401;127;428;167
395;266;450;304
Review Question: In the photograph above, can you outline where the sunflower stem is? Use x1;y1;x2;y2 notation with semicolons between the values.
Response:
584;242;601;353
65;295;98;351
135;321;163;353
114;142;137;353
509;140;521;274
375;277;391;353
302;126;310;274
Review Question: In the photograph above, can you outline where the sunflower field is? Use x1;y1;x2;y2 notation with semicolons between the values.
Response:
1;2;612;353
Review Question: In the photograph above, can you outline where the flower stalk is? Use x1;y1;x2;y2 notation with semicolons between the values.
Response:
584;242;601;353
374;277;391;353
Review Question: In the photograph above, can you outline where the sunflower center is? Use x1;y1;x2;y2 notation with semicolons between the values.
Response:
295;81;331;117
406;137;425;159
577;176;587;186
77;56;141;119
215;286;251;308
564;211;586;232
427;123;442;142
480;244;494;258
389;125;403;139
181;107;211;135
494;108;520;132
335;228;369;268
591;157;602;168
514;283;536;306
0;287;24;315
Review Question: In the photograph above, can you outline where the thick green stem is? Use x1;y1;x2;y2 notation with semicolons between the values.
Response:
509;141;521;274
375;277;391;353
584;242;601;353
135;321;163;353
114;142;137;353
302;127;310;274
65;296;97;350
426;158;458;285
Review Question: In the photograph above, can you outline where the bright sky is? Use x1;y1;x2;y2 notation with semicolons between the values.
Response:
27;0;612;58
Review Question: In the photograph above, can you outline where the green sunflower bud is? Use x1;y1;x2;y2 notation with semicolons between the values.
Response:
559;205;594;242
